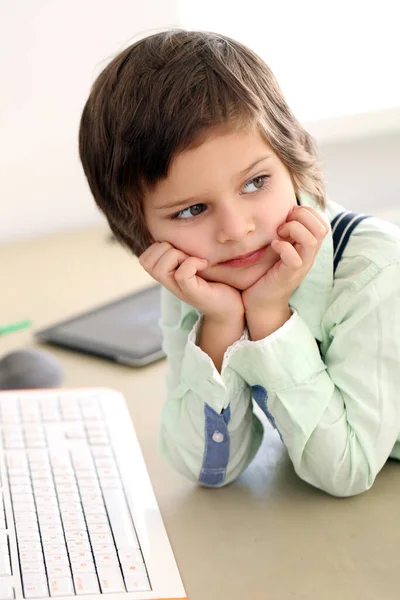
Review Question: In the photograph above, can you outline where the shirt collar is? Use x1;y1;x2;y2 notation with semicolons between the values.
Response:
180;191;335;341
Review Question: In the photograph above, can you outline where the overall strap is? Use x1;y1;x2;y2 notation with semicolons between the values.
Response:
331;211;370;275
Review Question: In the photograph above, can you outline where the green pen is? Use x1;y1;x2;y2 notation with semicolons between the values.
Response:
0;320;33;335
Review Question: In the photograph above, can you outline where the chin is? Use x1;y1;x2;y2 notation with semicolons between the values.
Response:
229;271;265;291
201;264;267;290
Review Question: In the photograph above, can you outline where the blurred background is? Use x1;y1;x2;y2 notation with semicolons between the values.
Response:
1;0;400;244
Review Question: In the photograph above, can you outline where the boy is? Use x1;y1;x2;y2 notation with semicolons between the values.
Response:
79;29;400;497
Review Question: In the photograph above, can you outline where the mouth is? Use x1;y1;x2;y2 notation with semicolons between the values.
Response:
219;246;267;268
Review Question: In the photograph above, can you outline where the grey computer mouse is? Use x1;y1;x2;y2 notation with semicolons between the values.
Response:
0;348;63;390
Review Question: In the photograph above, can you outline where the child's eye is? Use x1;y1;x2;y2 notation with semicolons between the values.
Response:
242;175;270;194
173;203;206;220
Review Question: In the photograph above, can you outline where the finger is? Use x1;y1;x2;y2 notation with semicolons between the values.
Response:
271;239;303;277
174;256;209;296
277;220;317;249
287;206;330;239
138;241;175;270
152;246;192;281
139;242;191;298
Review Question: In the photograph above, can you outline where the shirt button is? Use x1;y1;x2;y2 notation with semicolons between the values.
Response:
212;431;224;443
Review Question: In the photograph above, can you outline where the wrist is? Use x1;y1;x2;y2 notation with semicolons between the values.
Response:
246;304;292;341
203;309;245;326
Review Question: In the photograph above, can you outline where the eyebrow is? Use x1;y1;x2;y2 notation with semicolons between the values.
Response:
154;154;272;211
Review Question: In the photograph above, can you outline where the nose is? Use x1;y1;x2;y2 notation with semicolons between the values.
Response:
216;206;255;244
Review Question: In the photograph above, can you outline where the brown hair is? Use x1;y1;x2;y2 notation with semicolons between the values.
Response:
78;29;326;257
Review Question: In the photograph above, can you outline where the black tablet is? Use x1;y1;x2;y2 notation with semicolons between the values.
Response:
35;284;165;367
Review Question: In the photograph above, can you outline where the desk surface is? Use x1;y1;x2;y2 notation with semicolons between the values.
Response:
2;225;400;600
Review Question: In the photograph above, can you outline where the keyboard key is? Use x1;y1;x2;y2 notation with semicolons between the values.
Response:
87;523;111;536
6;452;28;468
65;531;89;542
20;551;44;563
49;453;71;469
69;551;93;562
16;523;39;535
91;447;113;458
66;540;91;553
45;555;69;567
91;542;115;554
35;496;58;507
9;476;31;486
62;518;86;532
43;543;70;555
71;560;96;574
100;478;122;490
57;492;80;503
97;467;119;479
7;467;30;477
0;545;11;575
0;581;15;600
14;511;37;523
60;511;85;524
22;573;47;585
76;477;99;489
102;489;139;549
39;524;64;537
18;532;41;543
73;573;100;595
97;566;125;593
23;581;49;598
56;483;79;494
11;493;34;504
85;514;108;525
49;577;74;597
18;541;42;553
32;477;54;488
39;512;61;525
42;532;65;545
13;501;35;512
10;485;32;495
54;475;76;486
20;562;46;575
80;500;105;513
52;466;74;477
89;436;109;446
94;553;118;567
47;565;72;578
118;547;144;565
25;438;46;448
124;570;151;593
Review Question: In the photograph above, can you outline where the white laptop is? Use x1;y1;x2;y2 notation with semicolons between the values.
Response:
0;388;187;600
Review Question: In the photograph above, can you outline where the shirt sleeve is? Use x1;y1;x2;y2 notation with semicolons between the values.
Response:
227;263;400;497
158;287;264;486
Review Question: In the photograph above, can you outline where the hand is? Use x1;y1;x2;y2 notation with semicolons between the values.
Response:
242;205;330;314
139;241;244;322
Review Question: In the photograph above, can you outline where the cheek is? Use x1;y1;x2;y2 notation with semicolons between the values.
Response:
159;228;210;258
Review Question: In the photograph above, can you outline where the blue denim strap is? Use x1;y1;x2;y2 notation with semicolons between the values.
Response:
252;385;283;442
199;404;231;486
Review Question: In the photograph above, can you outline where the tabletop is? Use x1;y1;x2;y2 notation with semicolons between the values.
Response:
2;224;400;600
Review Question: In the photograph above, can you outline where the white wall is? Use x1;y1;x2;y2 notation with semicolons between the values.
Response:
179;0;400;122
0;0;181;243
1;0;399;243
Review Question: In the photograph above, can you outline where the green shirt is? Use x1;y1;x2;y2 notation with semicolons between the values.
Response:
158;192;400;497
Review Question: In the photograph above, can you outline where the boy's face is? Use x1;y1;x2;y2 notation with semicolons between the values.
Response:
143;126;298;291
